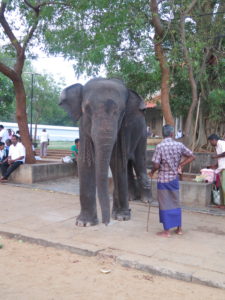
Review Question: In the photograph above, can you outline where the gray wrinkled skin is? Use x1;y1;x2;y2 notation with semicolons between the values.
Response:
60;78;151;226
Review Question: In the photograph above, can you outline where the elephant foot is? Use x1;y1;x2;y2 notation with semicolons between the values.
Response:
75;214;99;227
112;209;131;221
141;190;152;204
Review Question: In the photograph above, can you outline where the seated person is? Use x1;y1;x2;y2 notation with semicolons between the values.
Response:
0;142;9;165
5;139;12;151
0;135;25;183
71;138;80;160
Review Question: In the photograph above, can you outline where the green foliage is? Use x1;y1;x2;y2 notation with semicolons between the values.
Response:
206;89;225;121
0;73;15;120
23;68;74;126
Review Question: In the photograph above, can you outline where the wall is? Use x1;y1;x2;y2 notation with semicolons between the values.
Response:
7;162;77;184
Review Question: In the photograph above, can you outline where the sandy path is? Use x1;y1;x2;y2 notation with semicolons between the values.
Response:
0;236;224;300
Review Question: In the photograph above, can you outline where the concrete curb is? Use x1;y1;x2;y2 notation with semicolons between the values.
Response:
1;230;224;290
0;231;102;257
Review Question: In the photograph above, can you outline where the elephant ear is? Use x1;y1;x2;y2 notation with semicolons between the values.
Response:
59;84;83;122
138;98;146;111
128;89;146;111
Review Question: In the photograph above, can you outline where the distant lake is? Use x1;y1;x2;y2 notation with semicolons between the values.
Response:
1;122;79;141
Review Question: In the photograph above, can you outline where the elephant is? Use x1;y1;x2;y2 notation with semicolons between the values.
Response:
60;78;151;226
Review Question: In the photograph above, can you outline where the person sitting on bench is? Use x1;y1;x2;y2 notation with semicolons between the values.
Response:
0;135;25;183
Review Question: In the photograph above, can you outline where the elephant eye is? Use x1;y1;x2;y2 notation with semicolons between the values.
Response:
85;104;92;115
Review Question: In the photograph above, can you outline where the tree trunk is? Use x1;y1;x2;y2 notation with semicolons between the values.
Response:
14;78;35;164
195;109;207;150
154;42;174;125
150;0;174;126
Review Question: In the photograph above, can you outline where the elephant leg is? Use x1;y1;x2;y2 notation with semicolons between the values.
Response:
110;151;131;221
128;160;141;201
76;161;98;226
133;139;152;203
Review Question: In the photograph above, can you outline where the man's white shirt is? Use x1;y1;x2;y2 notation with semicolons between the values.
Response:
216;140;225;172
0;129;9;143
9;142;26;163
39;132;49;143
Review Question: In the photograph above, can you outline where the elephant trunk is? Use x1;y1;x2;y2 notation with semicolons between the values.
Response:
93;129;116;225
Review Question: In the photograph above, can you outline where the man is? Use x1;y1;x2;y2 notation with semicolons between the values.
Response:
5;139;12;151
0;142;8;163
0;135;25;183
39;129;49;158
208;134;225;205
149;125;195;237
71;138;80;160
0;125;9;143
176;129;183;139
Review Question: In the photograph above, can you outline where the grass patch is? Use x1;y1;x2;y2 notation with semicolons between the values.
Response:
35;141;74;150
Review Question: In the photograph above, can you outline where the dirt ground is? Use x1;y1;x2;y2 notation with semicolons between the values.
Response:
0;236;225;300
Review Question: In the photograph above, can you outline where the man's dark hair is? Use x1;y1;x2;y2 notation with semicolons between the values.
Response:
208;134;220;141
5;139;12;145
75;138;80;144
0;142;5;146
162;125;174;137
0;125;4;129
12;134;19;140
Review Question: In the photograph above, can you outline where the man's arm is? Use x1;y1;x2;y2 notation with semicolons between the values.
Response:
149;146;161;177
179;155;196;172
212;152;225;159
149;162;160;177
8;156;24;164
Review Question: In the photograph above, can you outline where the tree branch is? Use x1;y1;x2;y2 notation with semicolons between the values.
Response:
24;0;70;10
183;0;198;15
150;0;164;37
0;2;23;54
0;61;18;81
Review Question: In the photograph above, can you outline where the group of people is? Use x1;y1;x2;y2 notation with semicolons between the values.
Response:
0;125;51;182
0;129;25;183
150;125;225;238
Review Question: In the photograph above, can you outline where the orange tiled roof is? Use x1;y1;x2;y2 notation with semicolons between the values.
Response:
145;93;161;109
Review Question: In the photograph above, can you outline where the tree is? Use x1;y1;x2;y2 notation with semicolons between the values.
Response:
43;0;158;97
0;0;69;163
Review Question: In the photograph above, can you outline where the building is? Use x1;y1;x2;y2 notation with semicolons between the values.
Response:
145;93;183;138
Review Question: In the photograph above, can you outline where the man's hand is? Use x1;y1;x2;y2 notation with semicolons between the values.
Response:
207;164;217;170
148;171;154;178
178;165;183;174
212;155;218;159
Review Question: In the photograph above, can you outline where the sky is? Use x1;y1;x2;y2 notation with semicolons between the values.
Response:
32;56;89;87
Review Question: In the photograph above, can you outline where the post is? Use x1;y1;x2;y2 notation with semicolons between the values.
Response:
189;94;201;173
30;73;34;138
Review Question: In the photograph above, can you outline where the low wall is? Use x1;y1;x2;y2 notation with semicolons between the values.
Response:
146;150;214;174
150;179;212;207
5;162;77;184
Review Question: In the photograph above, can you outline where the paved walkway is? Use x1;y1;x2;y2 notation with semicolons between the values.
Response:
1;181;225;290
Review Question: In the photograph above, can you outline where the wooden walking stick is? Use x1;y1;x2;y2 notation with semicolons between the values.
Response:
146;177;153;232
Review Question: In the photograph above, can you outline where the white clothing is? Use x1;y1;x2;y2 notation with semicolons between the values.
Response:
39;132;49;143
8;142;26;163
0;128;9;143
176;131;183;139
0;149;4;160
216;140;225;172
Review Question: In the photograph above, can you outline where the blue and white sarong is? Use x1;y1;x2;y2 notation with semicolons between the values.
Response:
157;177;181;230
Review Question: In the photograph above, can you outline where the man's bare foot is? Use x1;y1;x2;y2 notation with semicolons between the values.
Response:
156;231;171;238
175;227;183;235
0;179;8;183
